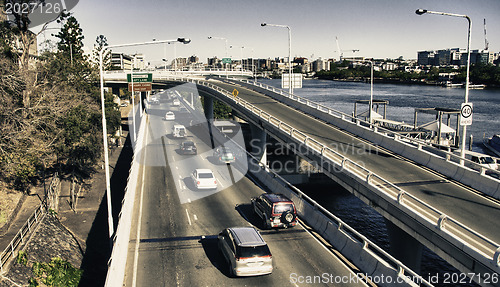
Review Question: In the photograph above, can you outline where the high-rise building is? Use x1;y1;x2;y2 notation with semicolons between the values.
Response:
111;53;133;70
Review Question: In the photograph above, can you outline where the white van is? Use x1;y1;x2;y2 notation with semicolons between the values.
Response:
172;124;187;138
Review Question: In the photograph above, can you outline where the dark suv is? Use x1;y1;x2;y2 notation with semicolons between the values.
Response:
251;193;297;229
179;141;197;155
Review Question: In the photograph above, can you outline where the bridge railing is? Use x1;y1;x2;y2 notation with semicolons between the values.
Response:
235;78;500;181
187;77;500;275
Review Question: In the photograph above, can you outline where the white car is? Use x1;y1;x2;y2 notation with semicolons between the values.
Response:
164;111;175;121
191;169;217;190
172;98;181;106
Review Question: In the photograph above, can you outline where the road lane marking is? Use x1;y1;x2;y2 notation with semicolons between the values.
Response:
187;198;191;203
132;120;148;287
193;214;198;221
185;209;192;225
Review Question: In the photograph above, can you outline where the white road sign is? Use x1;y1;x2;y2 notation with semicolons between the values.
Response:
282;73;303;89
460;102;473;126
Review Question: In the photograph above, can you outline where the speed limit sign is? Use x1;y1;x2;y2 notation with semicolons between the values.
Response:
460;103;473;126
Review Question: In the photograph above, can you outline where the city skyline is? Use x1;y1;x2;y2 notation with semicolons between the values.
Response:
35;0;500;64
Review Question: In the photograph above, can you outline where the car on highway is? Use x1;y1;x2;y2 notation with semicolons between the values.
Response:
213;147;235;164
251;193;297;229
150;97;160;105
179;141;197;155
191;168;217;190
164;111;175;121
172;124;187;138
172;98;181;106
218;226;273;277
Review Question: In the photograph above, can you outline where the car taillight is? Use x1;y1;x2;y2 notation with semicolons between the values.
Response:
197;181;200;185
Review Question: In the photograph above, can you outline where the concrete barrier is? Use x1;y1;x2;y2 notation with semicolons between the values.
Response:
105;113;148;287
323;221;348;251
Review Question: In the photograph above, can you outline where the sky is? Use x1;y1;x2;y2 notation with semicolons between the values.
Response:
35;0;500;65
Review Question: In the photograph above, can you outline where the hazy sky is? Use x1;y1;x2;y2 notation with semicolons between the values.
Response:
36;0;500;64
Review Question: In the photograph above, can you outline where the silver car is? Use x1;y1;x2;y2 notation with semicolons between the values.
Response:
218;227;273;277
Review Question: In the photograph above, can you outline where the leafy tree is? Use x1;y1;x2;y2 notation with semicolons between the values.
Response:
91;35;112;70
0;13;120;191
54;16;84;66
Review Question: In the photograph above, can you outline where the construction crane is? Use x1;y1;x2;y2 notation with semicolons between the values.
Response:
335;36;359;62
484;18;489;50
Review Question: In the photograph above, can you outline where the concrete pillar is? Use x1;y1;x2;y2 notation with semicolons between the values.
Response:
204;96;214;121
250;123;267;166
385;219;423;273
140;92;147;116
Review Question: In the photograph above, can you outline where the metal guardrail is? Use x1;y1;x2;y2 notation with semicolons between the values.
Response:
0;200;46;274
237;78;500;178
189;78;500;272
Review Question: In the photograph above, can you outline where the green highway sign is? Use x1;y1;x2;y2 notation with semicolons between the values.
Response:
127;73;153;83
222;58;232;64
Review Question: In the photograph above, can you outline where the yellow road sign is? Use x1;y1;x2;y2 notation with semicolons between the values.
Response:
232;89;239;97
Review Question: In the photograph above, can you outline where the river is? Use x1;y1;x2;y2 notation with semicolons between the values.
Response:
260;78;500;286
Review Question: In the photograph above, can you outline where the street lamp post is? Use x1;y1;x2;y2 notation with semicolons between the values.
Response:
351;59;374;123
416;9;471;162
208;36;228;77
98;37;191;247
261;22;293;95
162;58;168;72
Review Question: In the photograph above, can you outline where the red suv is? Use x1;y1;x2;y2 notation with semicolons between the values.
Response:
251;193;297;229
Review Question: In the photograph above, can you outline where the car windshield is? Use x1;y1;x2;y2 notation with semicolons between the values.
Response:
237;245;271;258
482;157;495;164
198;172;213;179
183;142;194;147
273;203;294;214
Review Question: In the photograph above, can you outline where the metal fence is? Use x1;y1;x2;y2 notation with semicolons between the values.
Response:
0;199;47;274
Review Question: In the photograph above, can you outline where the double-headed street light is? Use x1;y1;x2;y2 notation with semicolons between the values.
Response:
208;36;229;77
416;9;471;162
168;38;191;73
261;22;293;95
98;37;191;247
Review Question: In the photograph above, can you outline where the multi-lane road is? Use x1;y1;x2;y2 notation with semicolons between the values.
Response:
122;90;368;287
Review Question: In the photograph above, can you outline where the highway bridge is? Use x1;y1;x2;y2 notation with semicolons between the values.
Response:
103;72;500;286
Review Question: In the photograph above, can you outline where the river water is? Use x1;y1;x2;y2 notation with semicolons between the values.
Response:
260;79;500;286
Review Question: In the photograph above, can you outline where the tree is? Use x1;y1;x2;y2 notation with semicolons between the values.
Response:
54;15;84;66
91;35;112;70
0;13;120;191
